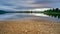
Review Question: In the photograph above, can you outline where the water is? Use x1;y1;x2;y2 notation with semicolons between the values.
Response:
0;13;60;22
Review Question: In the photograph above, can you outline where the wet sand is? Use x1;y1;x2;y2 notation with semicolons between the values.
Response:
0;18;60;34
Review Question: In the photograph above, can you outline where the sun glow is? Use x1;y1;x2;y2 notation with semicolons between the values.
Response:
31;8;51;11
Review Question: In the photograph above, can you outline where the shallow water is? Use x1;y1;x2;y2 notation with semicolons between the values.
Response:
0;13;60;22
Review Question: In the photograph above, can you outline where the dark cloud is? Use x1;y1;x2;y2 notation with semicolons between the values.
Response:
0;0;60;11
2;4;14;6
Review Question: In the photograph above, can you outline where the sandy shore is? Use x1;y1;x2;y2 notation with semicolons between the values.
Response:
0;18;60;34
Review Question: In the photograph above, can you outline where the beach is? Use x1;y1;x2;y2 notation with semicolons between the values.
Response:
0;18;60;34
0;0;60;34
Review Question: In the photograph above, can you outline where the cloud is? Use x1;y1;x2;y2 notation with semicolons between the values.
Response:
0;0;60;11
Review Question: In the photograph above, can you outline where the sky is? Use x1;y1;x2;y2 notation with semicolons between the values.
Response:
0;0;60;11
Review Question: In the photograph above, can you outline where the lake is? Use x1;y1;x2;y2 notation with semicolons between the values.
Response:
0;13;60;22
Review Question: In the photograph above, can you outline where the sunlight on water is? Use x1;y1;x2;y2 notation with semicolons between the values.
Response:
0;13;60;22
31;13;49;17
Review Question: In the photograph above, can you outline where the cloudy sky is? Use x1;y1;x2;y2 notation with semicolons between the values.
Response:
0;0;60;11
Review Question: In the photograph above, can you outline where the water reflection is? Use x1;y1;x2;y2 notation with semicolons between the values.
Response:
30;13;49;17
44;13;60;19
0;13;60;22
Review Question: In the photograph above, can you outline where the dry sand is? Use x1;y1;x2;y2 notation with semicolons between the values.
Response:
0;19;60;34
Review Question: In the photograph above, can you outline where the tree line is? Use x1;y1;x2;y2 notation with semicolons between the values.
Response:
44;8;60;13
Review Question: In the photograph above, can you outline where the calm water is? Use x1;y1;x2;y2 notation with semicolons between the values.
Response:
0;13;60;22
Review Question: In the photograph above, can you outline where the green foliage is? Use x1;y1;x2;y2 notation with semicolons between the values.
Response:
44;8;60;19
44;8;60;13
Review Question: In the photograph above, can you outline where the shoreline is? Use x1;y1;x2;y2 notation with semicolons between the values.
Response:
0;17;60;23
0;18;60;34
